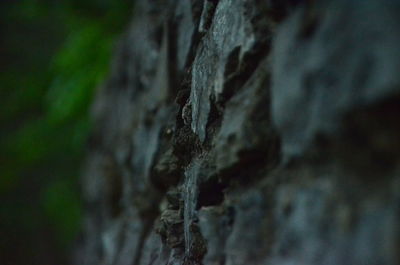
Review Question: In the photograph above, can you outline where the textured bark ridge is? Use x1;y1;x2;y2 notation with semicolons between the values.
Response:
77;0;400;264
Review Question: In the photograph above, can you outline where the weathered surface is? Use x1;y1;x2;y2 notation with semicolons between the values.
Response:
77;0;400;264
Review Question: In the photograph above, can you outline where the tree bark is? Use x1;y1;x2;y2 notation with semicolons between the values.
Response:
77;0;400;264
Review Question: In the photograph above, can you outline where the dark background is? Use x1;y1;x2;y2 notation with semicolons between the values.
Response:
0;1;132;264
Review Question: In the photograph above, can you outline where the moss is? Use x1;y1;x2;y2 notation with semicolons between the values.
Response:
0;0;133;259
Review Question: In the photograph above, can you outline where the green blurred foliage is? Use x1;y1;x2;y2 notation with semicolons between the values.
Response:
0;0;132;263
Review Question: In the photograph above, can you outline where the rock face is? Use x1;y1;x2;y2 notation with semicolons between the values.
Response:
77;0;400;264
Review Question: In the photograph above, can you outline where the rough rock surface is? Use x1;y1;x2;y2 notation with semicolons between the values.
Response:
77;0;400;264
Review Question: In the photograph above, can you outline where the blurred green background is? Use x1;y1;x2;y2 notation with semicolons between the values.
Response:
0;0;132;264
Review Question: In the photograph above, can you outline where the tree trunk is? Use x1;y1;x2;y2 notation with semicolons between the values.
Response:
77;0;400;264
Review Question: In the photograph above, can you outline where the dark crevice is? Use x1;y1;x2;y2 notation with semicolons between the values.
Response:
167;18;180;102
197;178;228;209
298;3;320;39
223;46;241;79
218;42;270;107
199;0;219;33
218;147;279;188
175;88;191;129
204;94;223;148
265;0;308;22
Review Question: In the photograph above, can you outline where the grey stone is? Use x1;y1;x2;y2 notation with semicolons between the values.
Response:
78;0;400;264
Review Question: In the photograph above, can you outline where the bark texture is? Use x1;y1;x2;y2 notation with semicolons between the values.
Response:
77;0;400;264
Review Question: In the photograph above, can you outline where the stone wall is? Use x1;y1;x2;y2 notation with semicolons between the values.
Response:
77;0;400;264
